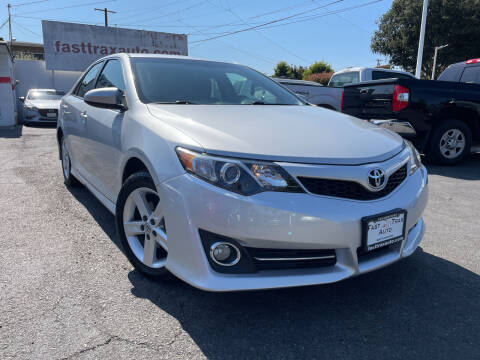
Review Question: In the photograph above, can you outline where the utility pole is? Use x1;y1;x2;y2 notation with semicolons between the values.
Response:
415;0;429;78
94;8;116;27
431;44;448;80
7;3;12;47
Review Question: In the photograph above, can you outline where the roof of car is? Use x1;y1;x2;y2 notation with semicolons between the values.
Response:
333;67;413;76
28;89;57;92
273;78;323;86
450;59;480;67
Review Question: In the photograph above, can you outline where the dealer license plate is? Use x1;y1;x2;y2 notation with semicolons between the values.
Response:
362;210;406;252
46;112;57;118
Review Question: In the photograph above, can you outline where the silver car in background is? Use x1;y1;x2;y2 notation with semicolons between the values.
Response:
20;89;64;123
57;54;428;291
273;78;341;111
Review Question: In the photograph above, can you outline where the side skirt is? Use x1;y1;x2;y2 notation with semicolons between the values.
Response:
71;168;116;214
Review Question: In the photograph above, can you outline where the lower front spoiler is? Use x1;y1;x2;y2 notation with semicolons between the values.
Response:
171;218;425;292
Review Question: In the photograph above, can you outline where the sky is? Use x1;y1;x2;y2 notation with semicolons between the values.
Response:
0;0;394;74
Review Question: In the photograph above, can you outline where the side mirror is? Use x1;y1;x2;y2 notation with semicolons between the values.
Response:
84;87;126;110
19;96;25;102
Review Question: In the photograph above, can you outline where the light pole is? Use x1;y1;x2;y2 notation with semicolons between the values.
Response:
431;44;448;80
415;0;429;78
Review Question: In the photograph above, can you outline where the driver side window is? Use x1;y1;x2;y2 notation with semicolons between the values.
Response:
75;62;104;98
95;59;126;92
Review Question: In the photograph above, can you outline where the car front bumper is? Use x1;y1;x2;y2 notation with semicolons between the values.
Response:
24;110;58;123
159;165;428;292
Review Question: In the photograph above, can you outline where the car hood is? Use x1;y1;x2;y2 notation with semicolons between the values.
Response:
147;104;404;165
25;100;61;109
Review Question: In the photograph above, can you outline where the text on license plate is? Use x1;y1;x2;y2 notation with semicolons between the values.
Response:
365;211;405;251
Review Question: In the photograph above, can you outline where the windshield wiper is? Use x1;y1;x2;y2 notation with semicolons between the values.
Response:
247;101;297;105
152;100;197;104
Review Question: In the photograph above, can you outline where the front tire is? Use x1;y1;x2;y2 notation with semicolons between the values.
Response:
115;172;171;279
427;120;472;165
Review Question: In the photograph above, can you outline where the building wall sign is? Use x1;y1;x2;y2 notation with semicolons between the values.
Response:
42;20;188;71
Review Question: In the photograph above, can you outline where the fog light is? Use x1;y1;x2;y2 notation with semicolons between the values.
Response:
210;242;241;266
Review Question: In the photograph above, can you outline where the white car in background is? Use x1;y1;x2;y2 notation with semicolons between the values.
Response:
19;89;65;123
328;67;415;87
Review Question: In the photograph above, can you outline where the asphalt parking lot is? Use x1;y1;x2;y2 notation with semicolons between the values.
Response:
0;125;479;360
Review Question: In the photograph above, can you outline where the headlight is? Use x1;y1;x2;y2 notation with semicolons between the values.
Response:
25;105;38;112
405;140;422;174
176;147;304;195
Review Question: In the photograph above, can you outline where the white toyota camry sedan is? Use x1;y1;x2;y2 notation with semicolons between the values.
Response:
57;54;428;291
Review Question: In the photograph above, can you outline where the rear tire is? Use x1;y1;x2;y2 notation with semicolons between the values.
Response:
116;172;172;280
427;120;472;165
60;135;80;187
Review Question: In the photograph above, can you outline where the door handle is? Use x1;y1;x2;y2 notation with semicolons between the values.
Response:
80;112;88;118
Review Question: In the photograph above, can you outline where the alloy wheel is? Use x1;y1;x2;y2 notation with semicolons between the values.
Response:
122;187;167;268
439;128;466;159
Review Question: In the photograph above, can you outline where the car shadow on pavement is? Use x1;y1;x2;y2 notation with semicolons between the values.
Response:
426;152;480;180
23;122;57;129
67;175;479;359
0;125;23;138
127;249;479;360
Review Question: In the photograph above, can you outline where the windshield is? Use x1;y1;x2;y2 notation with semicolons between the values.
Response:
27;90;65;100
328;72;360;87
131;58;304;105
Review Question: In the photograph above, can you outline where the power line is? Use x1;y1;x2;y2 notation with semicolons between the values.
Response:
0;18;8;30
12;20;42;37
257;0;383;30
120;1;209;26
175;18;278;66
191;0;344;44
10;0;49;7
14;0;116;16
113;0;188;22
206;0;313;64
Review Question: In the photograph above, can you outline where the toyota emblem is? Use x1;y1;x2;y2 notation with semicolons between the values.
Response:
368;168;386;190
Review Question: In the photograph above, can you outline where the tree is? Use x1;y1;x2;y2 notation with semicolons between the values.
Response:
288;65;306;80
305;72;333;86
302;61;333;80
273;61;290;78
371;0;480;78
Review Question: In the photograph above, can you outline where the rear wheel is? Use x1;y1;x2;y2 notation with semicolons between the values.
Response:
427;120;472;165
116;172;171;279
60;136;79;186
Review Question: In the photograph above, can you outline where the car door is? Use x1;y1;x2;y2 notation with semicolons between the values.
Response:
64;61;104;180
80;59;127;202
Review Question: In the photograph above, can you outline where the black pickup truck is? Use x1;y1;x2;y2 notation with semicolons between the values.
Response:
341;60;480;165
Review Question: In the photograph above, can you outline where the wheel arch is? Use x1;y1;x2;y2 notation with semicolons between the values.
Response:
434;107;480;140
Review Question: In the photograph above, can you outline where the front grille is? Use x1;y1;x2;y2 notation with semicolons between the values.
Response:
298;164;408;201
245;248;336;270
38;109;58;117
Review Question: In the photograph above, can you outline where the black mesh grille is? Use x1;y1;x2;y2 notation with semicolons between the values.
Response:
298;164;408;201
246;248;336;270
